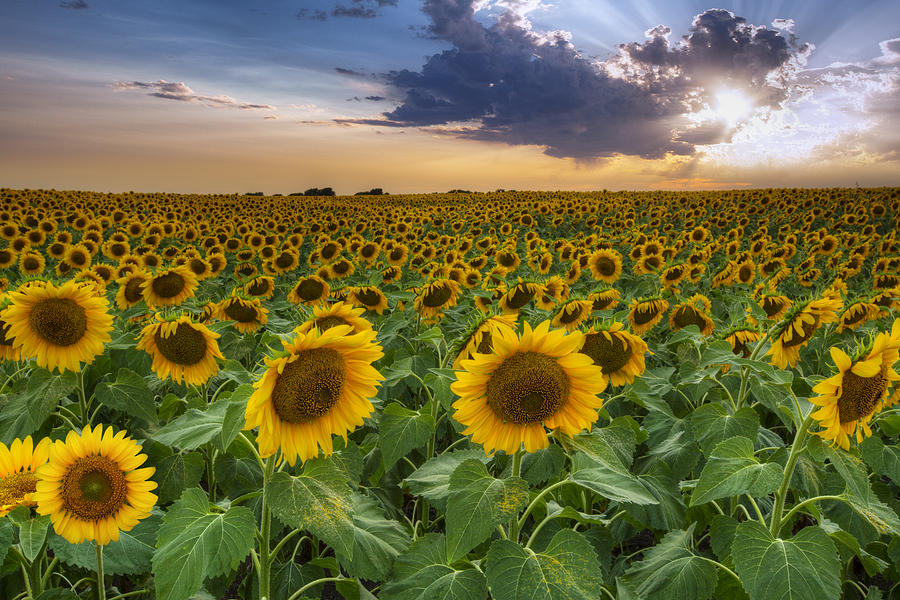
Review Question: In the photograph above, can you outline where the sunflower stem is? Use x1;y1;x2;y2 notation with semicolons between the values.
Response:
95;543;106;600
769;414;814;536
257;455;276;600
77;367;90;427
508;448;524;543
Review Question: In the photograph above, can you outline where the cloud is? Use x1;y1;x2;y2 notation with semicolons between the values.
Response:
59;0;88;8
340;2;811;159
297;0;398;21
365;95;386;101
334;67;369;78
112;80;275;110
296;8;327;21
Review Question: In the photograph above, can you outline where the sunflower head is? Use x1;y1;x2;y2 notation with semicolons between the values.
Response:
451;312;517;369
137;313;224;385
767;296;842;369
34;425;157;545
669;294;714;336
288;275;330;306
0;436;51;516
551;299;593;331
579;322;649;387
295;300;373;335
143;266;198;307
628;297;670;335
498;281;542;314
413;279;462;321
349;285;389;315
216;295;269;334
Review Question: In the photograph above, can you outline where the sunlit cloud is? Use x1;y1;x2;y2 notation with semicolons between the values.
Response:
112;80;275;110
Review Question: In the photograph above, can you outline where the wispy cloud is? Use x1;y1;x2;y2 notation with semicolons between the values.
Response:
112;80;275;110
297;0;398;21
59;0;88;9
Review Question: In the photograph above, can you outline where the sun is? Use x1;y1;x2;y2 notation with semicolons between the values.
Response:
714;89;753;125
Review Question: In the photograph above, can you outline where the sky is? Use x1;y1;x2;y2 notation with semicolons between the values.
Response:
1;0;898;194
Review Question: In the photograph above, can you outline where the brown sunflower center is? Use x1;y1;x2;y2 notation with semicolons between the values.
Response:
738;266;753;281
150;272;186;299
271;348;346;424
633;303;661;325
124;278;145;303
224;301;258;323
69;250;87;266
361;244;377;258
581;332;633;374
594;257;616;276
498;253;517;267
558;304;584;324
314;315;349;331
331;261;350;275
153;323;208;366
296;279;325;301
592;294;615;311
61;455;128;521
844;307;867;326
29;297;88;346
781;315;819;348
321;243;338;260
247;280;270;296
485;351;569;424
390;248;404;261
356;288;381;306
275;253;294;269
23;257;40;271
0;471;38;507
837;370;887;423
506;286;535;310
673;306;708;330
422;284;454;308
761;297;786;318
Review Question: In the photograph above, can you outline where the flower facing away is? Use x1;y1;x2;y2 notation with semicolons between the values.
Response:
414;279;462;321
767;296;842;369
810;320;900;450
579;322;649;387
294;301;373;335
451;320;607;455
137;314;224;385
0;436;51;516
244;325;384;466
627;297;669;335
0;281;113;373
34;425;157;545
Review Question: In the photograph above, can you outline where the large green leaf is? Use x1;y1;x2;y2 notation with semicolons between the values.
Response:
50;514;161;575
826;447;900;535
379;401;435;470
94;368;158;424
153;452;205;504
621;525;717;600
153;394;240;450
732;521;841;600
265;458;356;559
9;509;50;562
0;369;77;443
336;494;411;581
691;437;782;506
0;519;13;566
860;436;900;485
445;459;529;562
152;488;256;600
690;404;759;454
381;534;487;600
568;452;658;505
404;450;488;511
485;529;605;600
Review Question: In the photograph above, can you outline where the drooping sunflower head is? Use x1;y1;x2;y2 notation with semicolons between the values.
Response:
810;321;900;450
413;279;462;321
551;299;593;331
244;325;384;465
0;436;51;516
137;314;224;386
34;425;157;545
837;301;880;333
349;285;389;315
660;263;688;290
724;327;763;359
757;293;793;322
295;300;373;335
579;321;649;387
767;295;843;369
627;297;670;335
0;281;113;373
669;294;715;336
243;276;276;299
288;275;330;306
451;312;518;370
588;288;621;312
451;320;606;455
498;281;542;314
215;295;269;334
143;266;198;308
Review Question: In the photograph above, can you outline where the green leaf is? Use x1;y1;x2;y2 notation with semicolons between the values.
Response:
214;452;262;498
0;519;14;566
569;452;658;505
403;450;487;511
691;437;783;506
15;514;50;562
860;436;900;485
49;514;161;575
621;525;718;600
624;462;686;530
265;458;356;559
485;530;605;600
94;368;158;424
690;404;759;454
152;488;256;600
336;494;411;581
445;459;529;563
709;514;739;562
0;370;77;443
381;534;487;600
826;447;900;535
153;452;205;504
220;384;252;451
521;444;567;486
732;521;841;600
153;399;229;450
379;402;435;470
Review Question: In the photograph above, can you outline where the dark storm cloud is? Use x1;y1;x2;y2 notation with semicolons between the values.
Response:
334;67;368;78
297;0;398;21
112;80;275;110
339;1;810;159
365;95;386;101
59;0;88;9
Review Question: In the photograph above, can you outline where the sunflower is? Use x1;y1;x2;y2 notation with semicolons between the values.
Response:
768;296;843;369
143;266;198;307
551;299;593;331
452;313;517;369
588;288;620;312
724;328;763;358
216;296;268;334
34;425;157;545
243;276;276;299
660;263;688;290
0;281;113;373
0;295;22;363
587;249;623;284
382;266;402;285
451;320;607;455
18;252;45;276
0;436;51;516
627;297;670;335
837;301;881;333
348;285;389;315
115;270;149;310
137;314;224;385
669;294;715;336
285;275;328;306
295;300;373;335
810;321;900;450
414;279;462;320
579;322;648;387
498;282;542;314
244;325;384;465
757;293;793;322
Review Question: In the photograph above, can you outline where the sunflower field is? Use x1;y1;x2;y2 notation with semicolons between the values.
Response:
1;186;900;600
